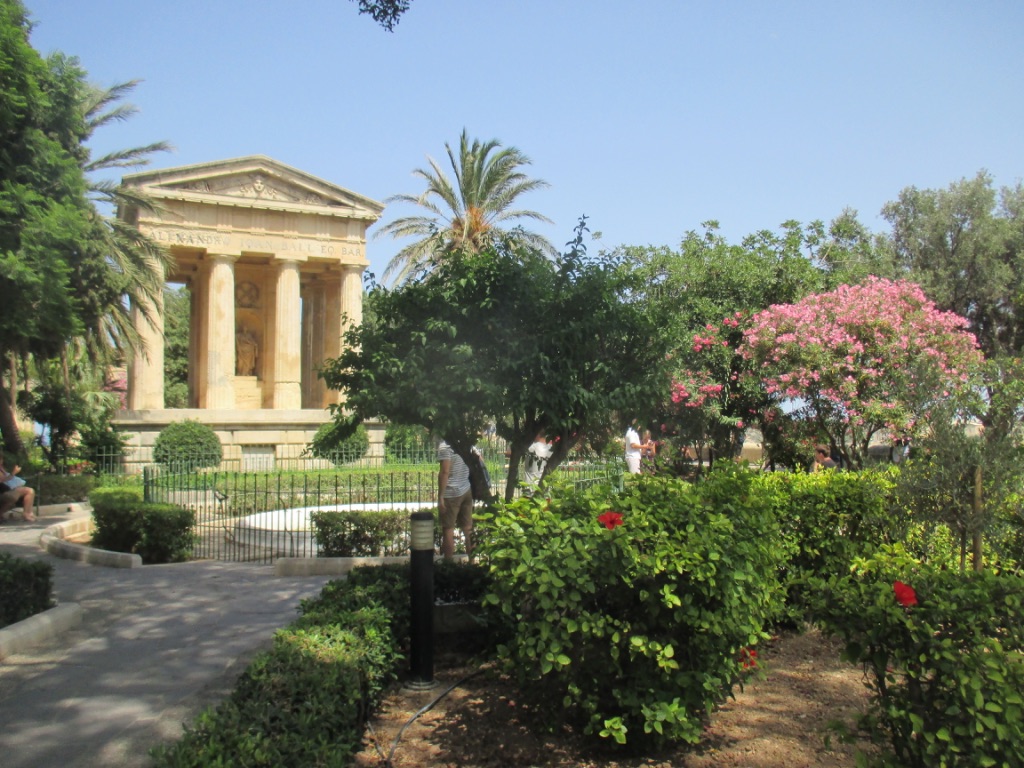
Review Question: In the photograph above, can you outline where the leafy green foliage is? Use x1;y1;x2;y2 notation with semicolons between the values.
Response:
477;466;789;748
0;551;53;629
152;420;223;470
757;468;901;619
810;548;1024;768
89;486;195;563
154;561;491;766
34;472;97;504
307;421;369;464
321;225;673;501
384;423;434;463
311;508;412;556
626;221;825;463
377;128;553;283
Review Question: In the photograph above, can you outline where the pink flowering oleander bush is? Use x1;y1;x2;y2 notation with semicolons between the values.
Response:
476;465;790;749
662;312;758;462
741;278;983;467
810;546;1024;768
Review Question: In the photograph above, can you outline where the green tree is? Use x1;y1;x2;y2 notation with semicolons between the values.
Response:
349;0;413;31
0;3;170;456
626;221;824;465
882;172;1024;446
376;129;554;284
321;221;672;499
0;1;92;455
883;172;1023;360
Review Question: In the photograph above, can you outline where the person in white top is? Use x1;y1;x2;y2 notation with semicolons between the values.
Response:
522;433;553;494
624;423;643;474
437;441;475;560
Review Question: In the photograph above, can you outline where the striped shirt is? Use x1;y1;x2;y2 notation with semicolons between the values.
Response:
437;442;472;497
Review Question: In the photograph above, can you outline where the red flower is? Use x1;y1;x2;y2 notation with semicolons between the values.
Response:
597;510;624;530
893;580;918;607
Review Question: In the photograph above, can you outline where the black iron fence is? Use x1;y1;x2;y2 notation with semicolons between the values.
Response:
142;453;623;563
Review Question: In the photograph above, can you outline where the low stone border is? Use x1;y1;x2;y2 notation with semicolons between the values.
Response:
274;553;469;577
0;603;82;660
38;510;142;569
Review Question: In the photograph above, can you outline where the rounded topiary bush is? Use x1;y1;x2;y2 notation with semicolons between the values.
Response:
308;421;369;465
153;420;223;471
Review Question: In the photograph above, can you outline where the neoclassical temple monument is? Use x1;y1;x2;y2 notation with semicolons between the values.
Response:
113;156;384;468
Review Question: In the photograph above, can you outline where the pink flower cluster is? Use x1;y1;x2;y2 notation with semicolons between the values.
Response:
740;278;982;441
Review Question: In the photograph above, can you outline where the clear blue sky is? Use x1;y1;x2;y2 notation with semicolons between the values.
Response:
24;0;1024;283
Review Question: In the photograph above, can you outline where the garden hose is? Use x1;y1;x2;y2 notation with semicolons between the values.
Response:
372;666;486;767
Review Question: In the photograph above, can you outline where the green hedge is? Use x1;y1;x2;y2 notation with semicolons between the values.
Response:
153;420;223;471
810;547;1024;768
34;474;98;505
311;508;418;556
477;465;791;748
152;561;491;766
0;552;54;629
755;468;900;620
89;487;196;563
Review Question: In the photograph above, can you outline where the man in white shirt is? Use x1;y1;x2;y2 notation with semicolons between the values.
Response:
624;423;643;474
437;441;474;560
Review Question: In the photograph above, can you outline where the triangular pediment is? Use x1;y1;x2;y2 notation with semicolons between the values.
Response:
122;156;384;220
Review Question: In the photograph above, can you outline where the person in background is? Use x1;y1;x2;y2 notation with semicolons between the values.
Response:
624;421;643;474
437;440;475;560
812;445;837;471
522;433;553;494
641;429;657;459
0;458;35;522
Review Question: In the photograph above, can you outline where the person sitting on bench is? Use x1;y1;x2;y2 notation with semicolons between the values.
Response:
0;458;35;522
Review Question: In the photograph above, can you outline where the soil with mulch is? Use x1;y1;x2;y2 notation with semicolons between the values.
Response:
353;627;878;768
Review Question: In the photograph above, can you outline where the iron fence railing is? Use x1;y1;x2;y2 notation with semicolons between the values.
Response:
142;454;623;563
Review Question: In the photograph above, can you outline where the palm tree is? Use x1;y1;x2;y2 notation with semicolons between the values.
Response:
377;129;555;284
76;77;174;366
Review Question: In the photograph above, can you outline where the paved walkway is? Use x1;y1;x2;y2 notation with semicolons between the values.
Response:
0;505;333;768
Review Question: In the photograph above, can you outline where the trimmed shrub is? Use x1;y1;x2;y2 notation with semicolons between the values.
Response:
810;547;1024;768
384;423;434;463
756;468;899;620
151;611;398;767
90;487;195;563
307;421;370;465
150;562;498;767
153;419;222;471
477;465;790;748
311;508;413;556
35;473;97;505
0;552;54;629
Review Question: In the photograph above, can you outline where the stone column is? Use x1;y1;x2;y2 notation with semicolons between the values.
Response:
333;266;364;407
127;290;165;410
323;274;343;407
301;280;327;409
204;254;236;410
340;265;364;333
187;273;205;408
272;257;302;409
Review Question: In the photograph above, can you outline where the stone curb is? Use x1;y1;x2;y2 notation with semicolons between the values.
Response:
274;554;407;577
38;508;142;569
274;553;469;577
0;603;83;660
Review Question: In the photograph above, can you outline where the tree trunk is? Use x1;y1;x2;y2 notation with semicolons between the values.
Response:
972;464;984;572
0;354;26;457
